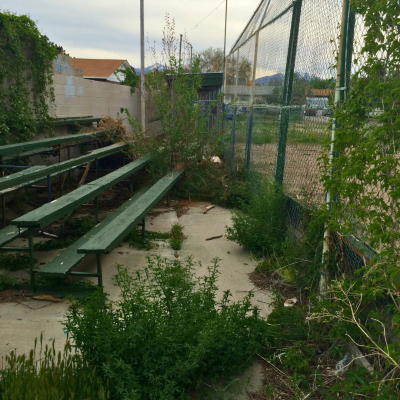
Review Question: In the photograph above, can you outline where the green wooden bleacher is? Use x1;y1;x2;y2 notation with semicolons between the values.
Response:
78;170;183;255
0;143;127;192
35;170;183;288
9;157;149;290
0;131;104;158
36;187;149;286
12;158;149;229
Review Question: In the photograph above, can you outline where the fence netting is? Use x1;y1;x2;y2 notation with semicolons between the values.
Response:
225;0;373;277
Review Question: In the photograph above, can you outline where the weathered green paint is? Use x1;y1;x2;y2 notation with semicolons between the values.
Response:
4;146;57;162
0;143;126;192
78;170;183;254
201;73;223;87
12;157;149;228
37;186;150;280
0;131;104;157
0;225;28;247
52;117;101;126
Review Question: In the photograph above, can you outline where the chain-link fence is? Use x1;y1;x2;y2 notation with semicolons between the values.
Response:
225;0;374;277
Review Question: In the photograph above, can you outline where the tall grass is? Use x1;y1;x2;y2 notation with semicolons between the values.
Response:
0;335;109;400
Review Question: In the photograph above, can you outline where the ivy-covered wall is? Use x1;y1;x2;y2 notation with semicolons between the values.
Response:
0;11;57;145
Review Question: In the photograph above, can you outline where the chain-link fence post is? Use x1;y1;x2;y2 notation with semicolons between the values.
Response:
320;0;356;295
230;106;237;169
274;0;303;185
245;31;260;171
245;109;254;170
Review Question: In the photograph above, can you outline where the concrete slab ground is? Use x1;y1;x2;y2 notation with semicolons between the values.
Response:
0;203;273;398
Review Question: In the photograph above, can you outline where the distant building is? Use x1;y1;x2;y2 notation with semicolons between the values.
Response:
71;58;133;83
306;88;333;108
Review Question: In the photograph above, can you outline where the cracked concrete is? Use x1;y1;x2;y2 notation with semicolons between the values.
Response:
0;203;272;398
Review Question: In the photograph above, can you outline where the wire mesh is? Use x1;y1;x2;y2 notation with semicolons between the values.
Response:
250;8;293;180
284;0;343;206
225;0;380;277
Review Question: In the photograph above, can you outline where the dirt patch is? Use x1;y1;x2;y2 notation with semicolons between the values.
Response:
175;199;212;217
0;289;30;304
239;142;326;205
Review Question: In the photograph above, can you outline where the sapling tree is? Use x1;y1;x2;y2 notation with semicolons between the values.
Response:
126;14;227;180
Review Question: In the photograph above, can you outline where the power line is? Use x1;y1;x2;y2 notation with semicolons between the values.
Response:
187;0;226;33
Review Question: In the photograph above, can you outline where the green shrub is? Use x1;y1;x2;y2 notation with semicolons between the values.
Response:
0;275;17;291
0;253;29;271
127;229;171;251
226;177;288;258
170;224;184;250
281;207;324;292
0;337;109;400
65;256;265;399
34;237;76;251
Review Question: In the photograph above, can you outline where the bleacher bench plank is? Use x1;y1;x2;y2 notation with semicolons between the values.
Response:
37;187;150;277
78;170;183;255
4;146;57;162
11;157;149;229
0;143;127;191
0;225;27;247
0;131;104;157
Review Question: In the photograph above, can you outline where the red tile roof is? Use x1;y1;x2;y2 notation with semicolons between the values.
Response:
72;58;127;78
309;88;332;97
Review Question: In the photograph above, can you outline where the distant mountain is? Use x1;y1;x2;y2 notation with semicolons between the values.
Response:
135;63;165;75
255;73;284;86
255;72;316;86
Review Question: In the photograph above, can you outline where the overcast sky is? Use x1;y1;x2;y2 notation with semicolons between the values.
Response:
0;0;261;68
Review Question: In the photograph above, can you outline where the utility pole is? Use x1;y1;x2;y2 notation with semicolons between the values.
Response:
222;0;228;94
179;34;183;67
190;45;193;71
140;0;145;133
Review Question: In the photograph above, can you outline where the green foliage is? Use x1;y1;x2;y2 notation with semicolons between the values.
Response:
0;336;109;400
114;66;140;93
226;176;288;258
170;224;183;250
34;237;76;251
0;11;57;144
0;252;29;271
266;305;310;347
66;217;96;235
127;229;171;251
126;19;226;182
65;256;265;399
281;207;325;292
0;275;18;291
34;218;95;250
315;0;400;393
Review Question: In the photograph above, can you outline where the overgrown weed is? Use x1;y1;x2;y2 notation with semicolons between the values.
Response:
65;256;266;399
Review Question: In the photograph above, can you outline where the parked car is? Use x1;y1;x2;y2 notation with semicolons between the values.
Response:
322;108;333;116
304;108;317;116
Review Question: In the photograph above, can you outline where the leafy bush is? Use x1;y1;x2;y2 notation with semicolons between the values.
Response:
0;253;29;271
170;224;184;250
65;256;265;399
0;337;109;400
226;176;288;258
0;275;17;291
127;229;171;250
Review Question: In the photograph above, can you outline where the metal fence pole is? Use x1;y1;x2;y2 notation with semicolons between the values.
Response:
320;0;356;295
274;0;303;185
245;31;260;171
231;106;237;168
245;110;254;170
